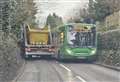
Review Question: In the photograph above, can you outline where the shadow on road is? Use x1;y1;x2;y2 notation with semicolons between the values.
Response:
58;59;93;64
25;56;94;64
25;56;56;61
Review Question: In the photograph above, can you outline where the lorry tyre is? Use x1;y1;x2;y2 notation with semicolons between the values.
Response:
24;55;32;60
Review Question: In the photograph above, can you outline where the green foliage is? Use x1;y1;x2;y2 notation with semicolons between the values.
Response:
97;30;120;66
97;25;108;32
0;0;37;39
88;0;120;21
98;30;120;50
94;0;111;21
0;1;10;34
0;1;38;81
67;8;89;23
0;32;24;82
88;0;95;19
46;13;63;29
14;0;37;38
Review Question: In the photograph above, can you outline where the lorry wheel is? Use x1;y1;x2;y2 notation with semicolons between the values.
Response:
24;55;32;60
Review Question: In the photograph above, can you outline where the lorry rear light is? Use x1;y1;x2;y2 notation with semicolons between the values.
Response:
39;42;41;45
43;42;45;44
25;48;31;52
49;49;55;52
49;49;52;51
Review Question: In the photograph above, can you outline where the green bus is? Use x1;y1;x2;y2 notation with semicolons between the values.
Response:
52;23;97;61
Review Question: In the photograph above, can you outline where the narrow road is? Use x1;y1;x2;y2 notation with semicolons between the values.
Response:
17;60;120;82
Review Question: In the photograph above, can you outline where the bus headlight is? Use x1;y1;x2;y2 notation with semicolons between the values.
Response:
91;50;96;55
66;49;72;54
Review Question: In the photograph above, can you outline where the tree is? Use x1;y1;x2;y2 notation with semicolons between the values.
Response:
88;0;96;20
0;0;11;35
93;0;111;21
46;13;63;29
88;0;120;21
0;0;37;39
13;0;37;38
67;0;120;23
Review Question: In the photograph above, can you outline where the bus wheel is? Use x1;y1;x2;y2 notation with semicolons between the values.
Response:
87;56;97;63
57;51;63;61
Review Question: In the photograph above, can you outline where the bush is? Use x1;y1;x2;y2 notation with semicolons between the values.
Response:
97;29;120;67
0;33;24;82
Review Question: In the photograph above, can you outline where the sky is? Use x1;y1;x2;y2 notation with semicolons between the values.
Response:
34;0;89;27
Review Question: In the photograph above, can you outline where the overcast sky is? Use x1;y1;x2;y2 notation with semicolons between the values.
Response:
34;0;89;27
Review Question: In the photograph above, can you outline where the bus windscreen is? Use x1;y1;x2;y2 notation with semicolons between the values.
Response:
67;25;96;48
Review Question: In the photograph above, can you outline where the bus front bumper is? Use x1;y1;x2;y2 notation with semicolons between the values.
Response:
61;53;96;59
62;48;96;59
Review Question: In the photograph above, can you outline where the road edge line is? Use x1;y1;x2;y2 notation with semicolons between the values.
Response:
76;76;87;82
59;64;87;82
94;62;120;71
11;60;26;82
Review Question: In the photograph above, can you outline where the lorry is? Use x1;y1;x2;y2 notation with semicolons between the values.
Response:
20;24;55;59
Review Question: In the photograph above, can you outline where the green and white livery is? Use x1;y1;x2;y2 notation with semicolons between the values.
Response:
52;23;97;61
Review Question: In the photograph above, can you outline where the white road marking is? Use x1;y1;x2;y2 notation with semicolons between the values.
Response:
59;64;87;82
34;1;88;3
76;76;87;82
59;64;71;72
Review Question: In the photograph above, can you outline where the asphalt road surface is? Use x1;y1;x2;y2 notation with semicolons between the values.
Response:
16;59;120;82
